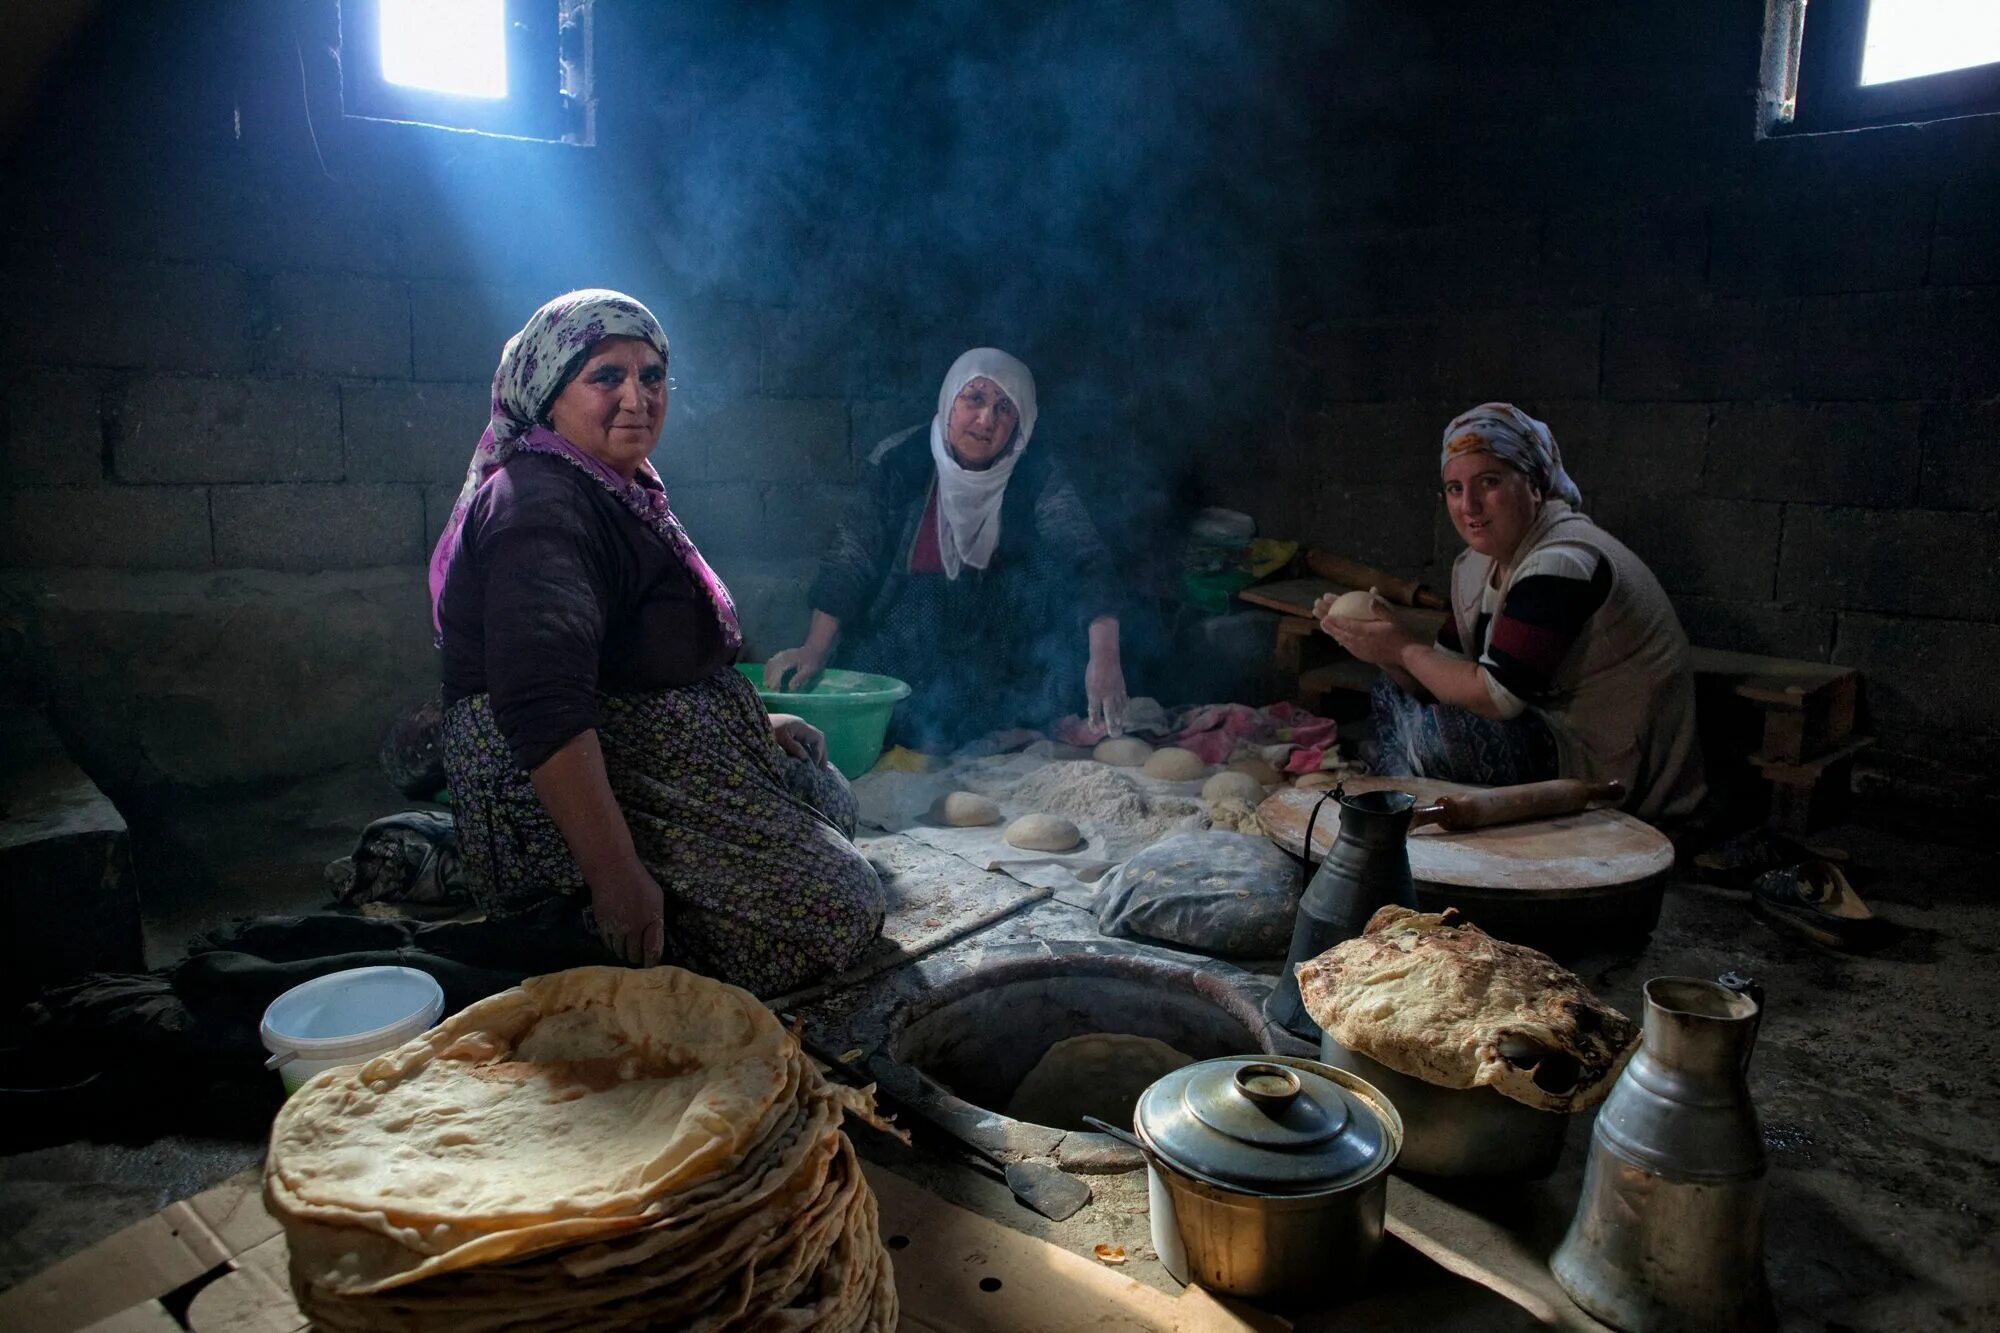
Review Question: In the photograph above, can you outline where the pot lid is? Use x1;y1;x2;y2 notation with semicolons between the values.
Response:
1134;1056;1396;1194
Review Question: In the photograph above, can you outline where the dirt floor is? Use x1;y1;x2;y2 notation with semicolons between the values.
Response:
1;770;1996;1330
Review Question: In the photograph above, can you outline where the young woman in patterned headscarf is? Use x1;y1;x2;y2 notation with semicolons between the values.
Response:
763;347;1128;749
1317;402;1705;822
431;290;883;995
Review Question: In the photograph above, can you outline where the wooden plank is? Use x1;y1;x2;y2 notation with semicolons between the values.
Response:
1258;778;1673;891
1238;577;1340;618
1688;646;1855;702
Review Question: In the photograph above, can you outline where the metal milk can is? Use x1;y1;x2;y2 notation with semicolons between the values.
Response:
1264;788;1418;1041
1551;975;1775;1332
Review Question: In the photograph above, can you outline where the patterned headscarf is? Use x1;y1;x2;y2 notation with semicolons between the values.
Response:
1439;402;1583;508
927;347;1039;579
426;289;741;649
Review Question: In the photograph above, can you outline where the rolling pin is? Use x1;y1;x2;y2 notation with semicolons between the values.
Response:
1306;549;1448;610
1409;778;1625;831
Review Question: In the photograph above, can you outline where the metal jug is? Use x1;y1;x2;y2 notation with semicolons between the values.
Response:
1551;974;1775;1332
1264;788;1417;1041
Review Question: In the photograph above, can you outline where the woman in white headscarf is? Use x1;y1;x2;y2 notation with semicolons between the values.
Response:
766;348;1128;748
1318;402;1705;821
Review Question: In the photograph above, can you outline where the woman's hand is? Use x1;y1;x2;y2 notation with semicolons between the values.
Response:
769;713;827;763
1085;616;1129;736
764;611;842;691
764;645;828;691
588;861;666;966
1320;610;1415;667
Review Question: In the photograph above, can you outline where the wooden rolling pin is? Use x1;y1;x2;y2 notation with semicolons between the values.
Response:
1306;549;1448;610
1410;778;1626;831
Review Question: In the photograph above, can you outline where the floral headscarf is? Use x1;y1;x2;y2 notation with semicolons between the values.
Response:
1439;402;1583;508
426;289;741;649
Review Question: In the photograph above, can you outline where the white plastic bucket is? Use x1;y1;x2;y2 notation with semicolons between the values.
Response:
259;966;445;1094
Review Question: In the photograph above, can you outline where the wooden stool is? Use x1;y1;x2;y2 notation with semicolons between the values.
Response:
1688;649;1872;835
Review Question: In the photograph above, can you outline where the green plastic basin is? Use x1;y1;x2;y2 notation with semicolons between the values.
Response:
737;664;912;778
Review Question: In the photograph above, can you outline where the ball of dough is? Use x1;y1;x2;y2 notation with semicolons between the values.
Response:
1141;747;1206;781
1228;756;1283;786
1202;770;1267;805
1093;737;1155;767
1327;588;1385;620
1004;813;1083;852
929;791;1001;827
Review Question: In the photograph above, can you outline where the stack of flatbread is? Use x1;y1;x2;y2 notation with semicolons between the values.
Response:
1297;906;1640;1113
264;966;897;1331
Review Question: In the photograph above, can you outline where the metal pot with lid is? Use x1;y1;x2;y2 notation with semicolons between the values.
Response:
1115;1054;1403;1302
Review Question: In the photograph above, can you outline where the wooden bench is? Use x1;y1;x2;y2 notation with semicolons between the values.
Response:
1239;581;1869;832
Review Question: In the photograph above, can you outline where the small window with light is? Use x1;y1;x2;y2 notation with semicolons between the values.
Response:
1763;0;2000;133
340;0;593;144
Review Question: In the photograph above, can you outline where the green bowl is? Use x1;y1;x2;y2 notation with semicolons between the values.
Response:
737;664;912;778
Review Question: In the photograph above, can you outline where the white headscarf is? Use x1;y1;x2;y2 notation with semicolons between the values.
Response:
927;348;1039;579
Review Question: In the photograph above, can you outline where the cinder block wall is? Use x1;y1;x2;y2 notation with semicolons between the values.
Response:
1199;3;2000;776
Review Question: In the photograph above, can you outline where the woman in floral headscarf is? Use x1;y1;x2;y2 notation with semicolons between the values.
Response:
1318;402;1705;821
431;290;883;995
764;347;1127;750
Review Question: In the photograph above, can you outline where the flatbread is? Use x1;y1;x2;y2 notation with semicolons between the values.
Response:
1296;906;1639;1112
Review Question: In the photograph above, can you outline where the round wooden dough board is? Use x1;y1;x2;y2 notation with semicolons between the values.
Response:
1258;776;1673;893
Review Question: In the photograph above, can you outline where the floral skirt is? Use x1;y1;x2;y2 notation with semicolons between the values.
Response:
1369;676;1558;789
441;669;883;997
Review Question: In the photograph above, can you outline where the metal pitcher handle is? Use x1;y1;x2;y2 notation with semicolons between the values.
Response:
1717;971;1765;1066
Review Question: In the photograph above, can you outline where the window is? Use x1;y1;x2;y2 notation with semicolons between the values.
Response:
340;0;593;144
1761;0;2000;134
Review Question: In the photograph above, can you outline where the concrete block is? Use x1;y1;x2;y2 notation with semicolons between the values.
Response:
1304;482;1440;575
1603;300;1797;401
1322;222;1540;315
1541;206;1707;305
1707;402;1920;507
0;258;250;373
761;484;860;563
850;400;933;470
1710;189;1934;296
2;375;104;484
1929;180;2000;286
1561;401;1709;496
1436;307;1601;400
1918;402;2000;511
0;486;211;570
1671;596;1835;660
667;483;764;558
1302;319;1441;402
261;273;411;379
1796;291;1948;400
212;484;422;570
116;377;342;484
342;380;492;483
410;280;548;384
1297;402;1454;488
0;710;142;1001
1833;612;2000;748
761;305;869;397
652;298;761;397
1589;492;1781;601
703;556;819;662
1936;286;2000;399
676;399;850;484
1778;506;2000;622
2;567;439;791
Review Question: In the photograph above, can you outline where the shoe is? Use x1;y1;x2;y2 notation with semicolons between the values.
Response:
1751;860;1883;951
1696;828;1846;890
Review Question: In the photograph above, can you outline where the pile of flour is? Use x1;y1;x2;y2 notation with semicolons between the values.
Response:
973;760;1206;845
